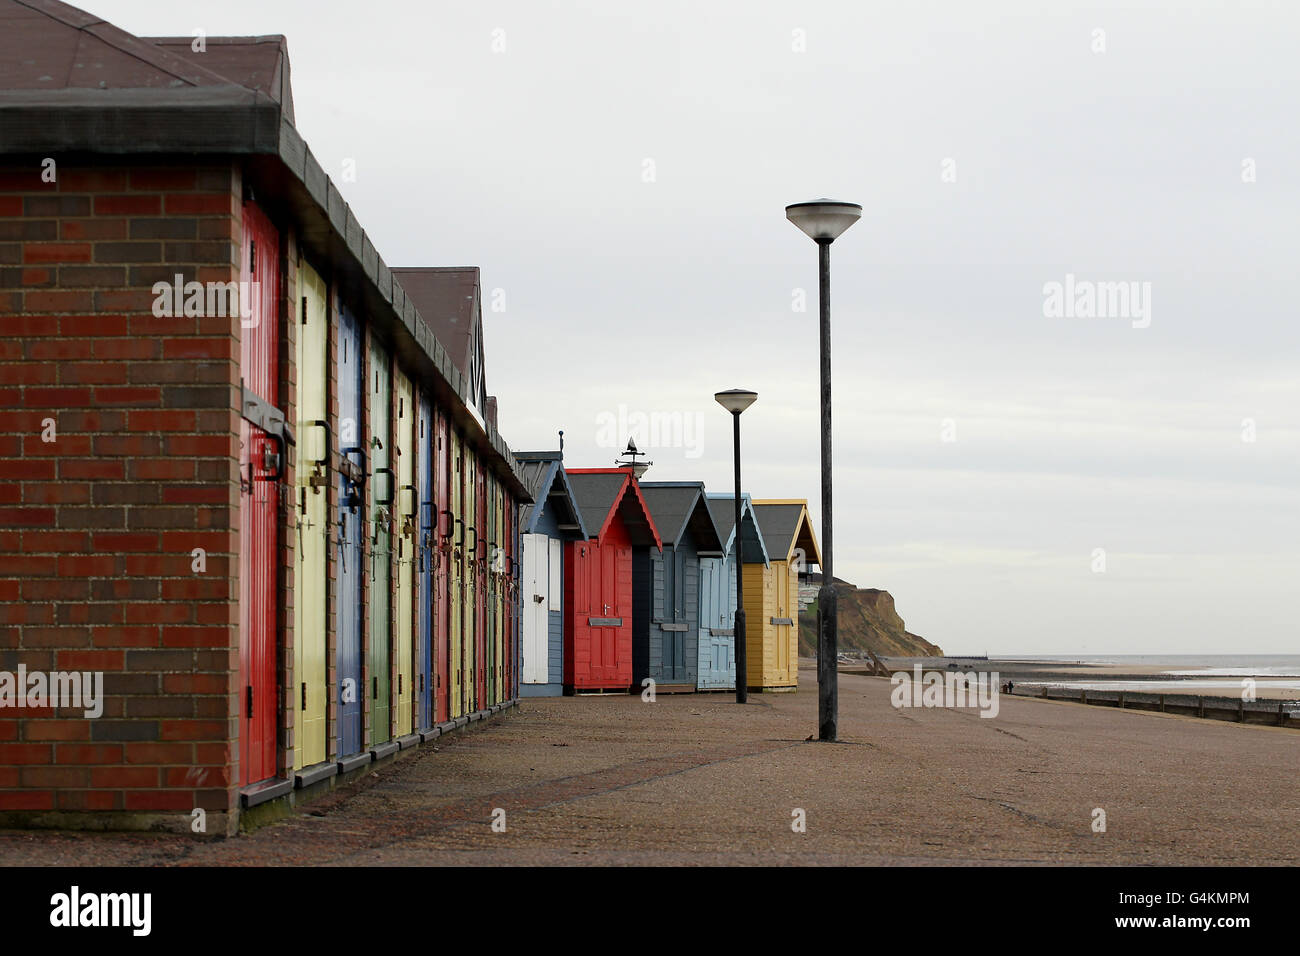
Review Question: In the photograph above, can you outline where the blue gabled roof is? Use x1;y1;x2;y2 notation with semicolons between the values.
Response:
515;452;588;538
638;481;723;553
705;492;770;567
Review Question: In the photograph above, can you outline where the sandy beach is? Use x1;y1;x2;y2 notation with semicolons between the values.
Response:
0;665;1295;866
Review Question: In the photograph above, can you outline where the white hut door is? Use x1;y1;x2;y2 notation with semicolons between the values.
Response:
522;533;549;683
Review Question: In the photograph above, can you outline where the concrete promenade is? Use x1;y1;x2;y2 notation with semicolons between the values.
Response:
0;666;1295;865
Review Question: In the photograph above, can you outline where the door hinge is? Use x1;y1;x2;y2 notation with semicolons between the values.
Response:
301;681;307;711
246;685;254;718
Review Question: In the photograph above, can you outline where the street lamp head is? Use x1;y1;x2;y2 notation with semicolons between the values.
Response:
785;198;862;242
714;388;758;415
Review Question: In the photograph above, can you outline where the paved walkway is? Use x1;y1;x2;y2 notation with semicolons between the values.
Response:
1;667;1296;865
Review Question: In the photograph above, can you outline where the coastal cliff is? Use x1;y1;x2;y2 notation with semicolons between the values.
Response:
798;581;943;659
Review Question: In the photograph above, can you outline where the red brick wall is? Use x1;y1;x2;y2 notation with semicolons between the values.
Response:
0;157;521;831
0;160;245;831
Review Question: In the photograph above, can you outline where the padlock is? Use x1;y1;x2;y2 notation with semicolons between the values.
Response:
262;444;281;474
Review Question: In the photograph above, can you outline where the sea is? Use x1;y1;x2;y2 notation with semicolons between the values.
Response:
1002;654;1300;695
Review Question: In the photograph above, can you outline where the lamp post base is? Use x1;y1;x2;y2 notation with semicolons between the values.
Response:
734;607;747;704
817;583;837;741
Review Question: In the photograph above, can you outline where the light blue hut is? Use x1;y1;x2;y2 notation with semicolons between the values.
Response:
698;493;769;690
515;449;588;697
634;481;724;693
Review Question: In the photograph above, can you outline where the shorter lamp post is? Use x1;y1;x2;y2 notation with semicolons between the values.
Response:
715;388;757;704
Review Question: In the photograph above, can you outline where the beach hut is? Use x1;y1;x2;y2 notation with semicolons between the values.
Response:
499;481;514;697
491;474;506;703
448;428;467;717
238;199;283;788
634;482;724;693
473;455;488;709
698;493;770;691
462;443;479;712
563;469;662;692
744;501;822;691
337;307;366;758
432;406;453;724
393;370;416;739
515;452;588;696
484;471;498;705
367;338;394;748
417;393;435;730
292;258;330;772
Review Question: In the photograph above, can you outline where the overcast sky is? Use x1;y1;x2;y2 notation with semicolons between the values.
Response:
101;0;1298;655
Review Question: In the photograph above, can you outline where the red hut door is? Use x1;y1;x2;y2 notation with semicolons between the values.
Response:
503;498;514;698
238;201;281;787
588;540;620;683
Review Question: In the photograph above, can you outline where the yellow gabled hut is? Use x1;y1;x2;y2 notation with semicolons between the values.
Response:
743;500;821;690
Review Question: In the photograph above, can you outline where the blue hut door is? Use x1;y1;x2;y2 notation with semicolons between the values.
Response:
706;558;733;684
418;393;434;728
669;550;687;681
336;306;364;757
699;560;720;685
658;548;686;683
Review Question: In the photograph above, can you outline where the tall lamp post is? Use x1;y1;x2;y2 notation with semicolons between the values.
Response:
785;198;861;742
715;388;757;704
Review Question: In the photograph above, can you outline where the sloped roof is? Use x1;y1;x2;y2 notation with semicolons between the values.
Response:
705;492;769;566
515;452;586;538
751;500;821;567
566;469;661;549
0;0;531;499
638;481;721;553
0;0;250;91
146;34;294;123
391;267;479;381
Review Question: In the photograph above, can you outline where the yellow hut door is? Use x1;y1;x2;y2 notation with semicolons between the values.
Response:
448;430;463;717
775;560;797;685
293;260;328;769
742;561;770;690
394;370;415;736
762;563;779;687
